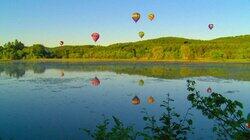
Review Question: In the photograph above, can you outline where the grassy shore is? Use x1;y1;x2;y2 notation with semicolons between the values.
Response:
1;58;250;64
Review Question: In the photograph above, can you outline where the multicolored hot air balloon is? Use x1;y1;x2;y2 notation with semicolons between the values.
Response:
138;31;145;38
147;96;155;104
148;13;155;21
132;96;140;105
59;41;64;46
132;12;141;23
91;33;100;42
90;77;101;86
208;24;214;30
207;87;212;93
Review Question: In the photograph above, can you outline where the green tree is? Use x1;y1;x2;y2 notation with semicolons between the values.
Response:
3;40;25;60
0;46;3;59
31;44;48;58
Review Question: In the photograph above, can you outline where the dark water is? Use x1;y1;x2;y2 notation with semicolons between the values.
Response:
0;62;249;140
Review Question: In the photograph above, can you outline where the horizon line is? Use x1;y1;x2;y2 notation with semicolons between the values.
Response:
2;34;250;48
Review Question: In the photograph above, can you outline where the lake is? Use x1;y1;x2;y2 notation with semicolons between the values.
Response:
0;62;249;140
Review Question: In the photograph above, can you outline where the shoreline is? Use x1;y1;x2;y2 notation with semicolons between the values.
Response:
0;59;250;64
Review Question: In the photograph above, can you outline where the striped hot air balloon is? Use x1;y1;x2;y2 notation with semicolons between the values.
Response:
132;12;141;23
148;13;155;21
147;96;155;104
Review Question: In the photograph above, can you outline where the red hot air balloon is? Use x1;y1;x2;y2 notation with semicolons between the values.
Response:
59;41;64;46
91;33;100;42
207;87;212;93
90;77;101;86
208;24;214;30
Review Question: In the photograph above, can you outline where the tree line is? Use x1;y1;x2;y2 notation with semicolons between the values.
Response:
1;35;250;60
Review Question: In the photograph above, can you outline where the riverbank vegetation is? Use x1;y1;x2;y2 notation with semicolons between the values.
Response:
0;35;250;62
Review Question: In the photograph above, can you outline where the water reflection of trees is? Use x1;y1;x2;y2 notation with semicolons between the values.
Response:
3;63;26;78
0;62;250;81
32;64;46;74
0;62;45;78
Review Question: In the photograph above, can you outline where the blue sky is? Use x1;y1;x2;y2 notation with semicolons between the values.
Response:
0;0;250;47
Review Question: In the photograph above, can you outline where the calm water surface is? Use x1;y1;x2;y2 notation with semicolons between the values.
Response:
0;62;249;140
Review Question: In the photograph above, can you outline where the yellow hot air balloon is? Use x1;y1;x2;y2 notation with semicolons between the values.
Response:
148;13;155;21
147;96;155;104
138;31;145;38
132;12;141;23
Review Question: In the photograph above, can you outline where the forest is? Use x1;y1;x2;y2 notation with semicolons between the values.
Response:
0;35;250;61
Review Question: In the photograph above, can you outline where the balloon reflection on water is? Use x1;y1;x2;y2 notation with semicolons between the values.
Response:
207;87;212;93
132;96;140;105
138;79;144;86
147;96;155;104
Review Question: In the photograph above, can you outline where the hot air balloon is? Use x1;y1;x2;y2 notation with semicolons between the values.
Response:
91;33;100;42
246;123;250;129
147;96;155;104
61;70;64;77
132;96;140;105
59;41;64;46
138;79;144;86
208;24;214;30
247;113;250;128
90;77;101;86
148;13;155;21
207;87;212;93
138;31;145;39
132;12;141;23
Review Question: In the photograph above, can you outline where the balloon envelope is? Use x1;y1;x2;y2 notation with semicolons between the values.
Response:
91;77;101;86
147;96;155;104
138;31;145;38
59;41;64;46
132;12;140;23
132;96;140;105
61;71;64;77
208;24;214;30
148;13;155;21
246;123;250;129
139;79;144;86
91;33;100;42
207;87;212;93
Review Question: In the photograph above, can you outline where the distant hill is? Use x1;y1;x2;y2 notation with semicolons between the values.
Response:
1;35;250;61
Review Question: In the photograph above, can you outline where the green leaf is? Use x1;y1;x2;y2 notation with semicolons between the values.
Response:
187;119;193;125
